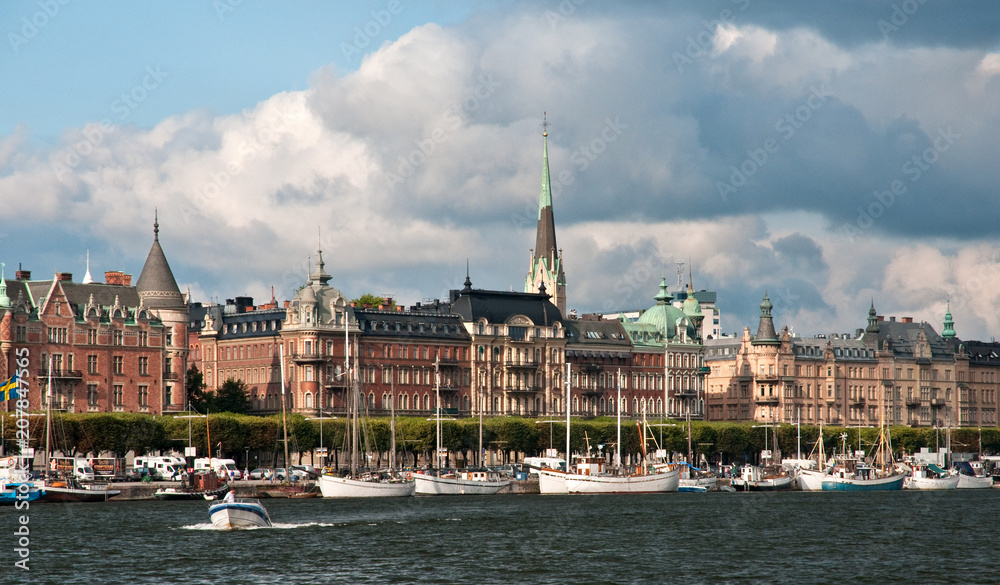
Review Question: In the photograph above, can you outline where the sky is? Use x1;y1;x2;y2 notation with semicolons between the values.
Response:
2;0;1000;340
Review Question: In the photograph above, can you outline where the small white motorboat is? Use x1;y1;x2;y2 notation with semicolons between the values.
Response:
208;498;272;529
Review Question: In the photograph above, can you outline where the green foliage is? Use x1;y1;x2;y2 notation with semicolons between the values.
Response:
186;365;209;412
352;293;394;309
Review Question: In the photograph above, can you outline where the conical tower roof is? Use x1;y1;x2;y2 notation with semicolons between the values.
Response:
136;212;184;309
752;292;779;345
534;124;557;257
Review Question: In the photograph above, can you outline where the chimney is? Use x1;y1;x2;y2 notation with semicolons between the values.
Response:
889;316;896;322
283;300;290;308
15;269;30;281
105;271;128;285
56;272;72;281
877;315;884;322
122;273;132;286
902;317;913;323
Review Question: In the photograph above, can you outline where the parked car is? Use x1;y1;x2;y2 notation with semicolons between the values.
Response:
290;465;320;480
125;466;155;481
273;467;307;481
249;467;272;480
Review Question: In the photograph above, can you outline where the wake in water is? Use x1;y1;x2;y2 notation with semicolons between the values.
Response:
179;521;340;531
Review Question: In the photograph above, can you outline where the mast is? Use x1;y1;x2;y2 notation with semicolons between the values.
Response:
615;368;622;469
279;343;290;477
45;355;52;477
478;374;484;467
565;362;570;470
686;411;692;465
435;357;441;470
390;368;396;471
348;317;359;477
796;408;802;460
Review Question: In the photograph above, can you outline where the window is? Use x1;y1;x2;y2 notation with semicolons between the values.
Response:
87;384;98;407
139;356;148;375
113;385;124;407
165;358;172;375
113;330;123;346
139;331;148;347
88;329;98;344
138;385;149;408
113;356;124;375
164;386;171;407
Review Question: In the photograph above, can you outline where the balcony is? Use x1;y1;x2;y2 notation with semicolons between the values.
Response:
38;369;83;380
436;358;460;368
505;360;539;369
756;374;780;383
163;371;179;381
504;385;540;394
291;352;326;363
930;398;946;407
437;385;460;394
581;363;603;374
754;395;780;405
674;388;698;397
849;397;866;407
905;397;921;407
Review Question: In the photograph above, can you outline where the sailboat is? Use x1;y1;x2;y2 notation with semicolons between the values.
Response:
556;372;679;495
414;359;509;495
318;321;414;498
731;421;794;491
38;359;120;502
795;422;831;491
820;415;905;491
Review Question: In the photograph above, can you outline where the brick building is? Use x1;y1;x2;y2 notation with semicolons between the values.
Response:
0;217;188;414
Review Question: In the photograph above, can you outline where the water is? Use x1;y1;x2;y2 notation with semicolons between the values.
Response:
6;490;999;585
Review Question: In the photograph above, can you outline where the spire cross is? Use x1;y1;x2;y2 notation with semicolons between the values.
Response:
541;112;549;137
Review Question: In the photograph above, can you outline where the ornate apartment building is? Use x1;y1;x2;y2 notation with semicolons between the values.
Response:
0;216;188;415
704;297;999;428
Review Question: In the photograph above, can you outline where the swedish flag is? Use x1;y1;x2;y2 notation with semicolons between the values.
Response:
0;373;19;401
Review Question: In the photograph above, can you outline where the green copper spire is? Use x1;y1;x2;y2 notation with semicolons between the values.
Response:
753;291;779;344
538;113;553;220
865;300;880;334
654;277;673;305
942;299;956;339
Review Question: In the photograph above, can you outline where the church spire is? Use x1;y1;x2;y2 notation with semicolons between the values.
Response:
866;300;880;334
82;250;94;284
525;112;566;315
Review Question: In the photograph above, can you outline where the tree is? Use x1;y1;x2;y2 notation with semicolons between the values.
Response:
211;379;253;414
186;365;209;412
351;293;394;309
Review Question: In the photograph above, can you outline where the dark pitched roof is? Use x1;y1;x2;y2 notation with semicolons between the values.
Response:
870;320;952;360
449;289;563;326
564;319;631;349
135;223;183;309
355;310;471;341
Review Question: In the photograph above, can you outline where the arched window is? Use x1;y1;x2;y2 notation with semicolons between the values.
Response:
305;392;313;408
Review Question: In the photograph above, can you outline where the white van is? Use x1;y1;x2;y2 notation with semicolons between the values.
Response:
134;456;187;481
51;457;95;481
193;458;242;480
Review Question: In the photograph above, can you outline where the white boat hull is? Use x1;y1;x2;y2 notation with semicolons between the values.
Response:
905;475;960;490
956;474;994;489
821;473;906;491
413;474;509;495
678;477;717;492
796;468;828;491
319;475;415;498
209;501;272;529
565;466;679;494
538;469;569;494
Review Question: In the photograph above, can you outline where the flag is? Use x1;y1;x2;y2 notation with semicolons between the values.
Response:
0;373;19;401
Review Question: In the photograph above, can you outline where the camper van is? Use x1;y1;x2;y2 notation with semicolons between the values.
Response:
134;456;187;481
193;458;242;480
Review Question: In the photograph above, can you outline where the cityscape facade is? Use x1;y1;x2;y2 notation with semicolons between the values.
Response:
2;132;996;428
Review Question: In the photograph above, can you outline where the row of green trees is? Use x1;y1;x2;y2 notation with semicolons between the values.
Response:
3;412;999;468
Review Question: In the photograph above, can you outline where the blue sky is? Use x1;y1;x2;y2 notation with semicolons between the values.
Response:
1;1;479;139
3;1;1000;341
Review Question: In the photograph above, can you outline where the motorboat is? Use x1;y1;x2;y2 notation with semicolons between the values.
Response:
413;469;510;496
904;462;959;490
208;497;272;529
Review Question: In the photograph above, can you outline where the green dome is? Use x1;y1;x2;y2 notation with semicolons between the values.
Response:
636;278;692;341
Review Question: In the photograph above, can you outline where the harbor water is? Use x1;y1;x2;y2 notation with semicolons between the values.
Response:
6;489;999;584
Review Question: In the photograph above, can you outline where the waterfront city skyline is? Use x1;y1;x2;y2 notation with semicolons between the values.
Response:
2;1;1000;339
